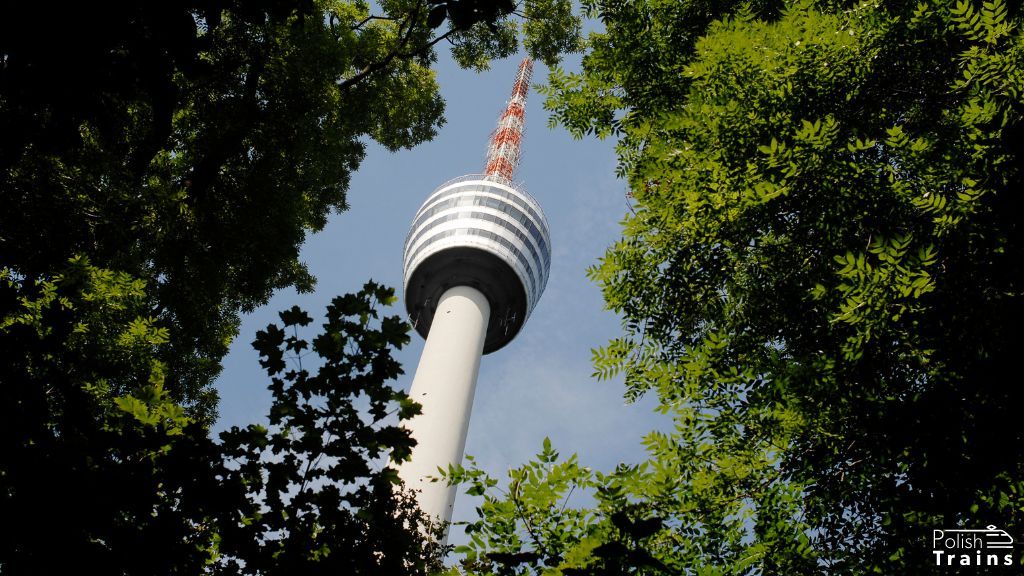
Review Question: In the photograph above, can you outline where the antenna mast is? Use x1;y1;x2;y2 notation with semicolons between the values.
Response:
484;58;533;182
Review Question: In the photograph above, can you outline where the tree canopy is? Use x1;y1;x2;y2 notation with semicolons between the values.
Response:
2;280;445;573
453;0;1024;573
0;0;581;420
0;0;582;572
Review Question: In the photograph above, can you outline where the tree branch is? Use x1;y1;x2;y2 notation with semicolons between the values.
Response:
338;4;459;92
186;47;267;198
510;478;556;562
351;14;396;31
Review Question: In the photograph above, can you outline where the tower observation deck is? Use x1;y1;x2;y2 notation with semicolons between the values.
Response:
402;173;551;352
398;59;551;532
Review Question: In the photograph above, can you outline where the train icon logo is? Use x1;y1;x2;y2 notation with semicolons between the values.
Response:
932;525;1015;567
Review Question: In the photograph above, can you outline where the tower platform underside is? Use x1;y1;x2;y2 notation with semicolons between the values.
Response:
405;246;527;354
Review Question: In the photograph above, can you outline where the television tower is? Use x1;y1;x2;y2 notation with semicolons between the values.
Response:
398;58;551;529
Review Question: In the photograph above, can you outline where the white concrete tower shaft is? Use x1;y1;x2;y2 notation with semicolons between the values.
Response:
397;286;489;524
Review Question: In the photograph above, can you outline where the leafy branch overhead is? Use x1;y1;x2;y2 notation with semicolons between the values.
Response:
427;0;516;32
0;0;581;423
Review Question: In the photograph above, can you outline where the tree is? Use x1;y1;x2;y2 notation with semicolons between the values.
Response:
215;282;445;574
0;256;218;573
454;0;1024;573
0;0;581;421
1;280;447;574
1;0;584;571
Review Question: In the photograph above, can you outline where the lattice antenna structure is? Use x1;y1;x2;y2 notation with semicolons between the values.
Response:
484;58;533;182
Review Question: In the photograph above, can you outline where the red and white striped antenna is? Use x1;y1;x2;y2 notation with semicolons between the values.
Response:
484;58;533;183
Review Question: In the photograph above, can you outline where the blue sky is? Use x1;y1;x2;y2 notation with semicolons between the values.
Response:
215;51;667;542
